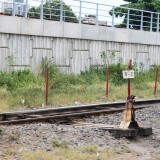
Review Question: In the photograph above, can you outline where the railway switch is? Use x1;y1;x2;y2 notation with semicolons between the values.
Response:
103;96;153;138
119;95;139;129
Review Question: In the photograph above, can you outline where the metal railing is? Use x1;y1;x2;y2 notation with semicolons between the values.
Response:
0;0;159;32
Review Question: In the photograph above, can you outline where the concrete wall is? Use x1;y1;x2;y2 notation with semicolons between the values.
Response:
0;15;160;73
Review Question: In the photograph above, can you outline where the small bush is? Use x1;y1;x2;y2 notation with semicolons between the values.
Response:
8;134;19;142
52;138;69;148
0;70;37;91
81;145;98;154
40;57;65;89
108;63;126;85
80;63;126;86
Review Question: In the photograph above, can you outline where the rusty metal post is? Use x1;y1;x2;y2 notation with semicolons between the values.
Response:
45;68;49;106
154;67;159;96
106;68;109;97
128;60;132;97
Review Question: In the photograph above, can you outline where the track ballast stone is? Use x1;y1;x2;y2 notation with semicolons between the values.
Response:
0;105;159;160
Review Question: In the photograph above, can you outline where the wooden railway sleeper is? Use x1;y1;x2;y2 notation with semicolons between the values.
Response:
0;114;6;121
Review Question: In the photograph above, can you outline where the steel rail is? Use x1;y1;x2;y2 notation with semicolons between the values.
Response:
0;98;160;125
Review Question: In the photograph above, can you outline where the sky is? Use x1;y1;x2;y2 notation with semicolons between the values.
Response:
63;0;128;24
0;0;127;6
64;0;127;7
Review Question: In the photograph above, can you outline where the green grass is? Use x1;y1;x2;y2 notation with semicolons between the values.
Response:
0;128;2;133
0;60;159;112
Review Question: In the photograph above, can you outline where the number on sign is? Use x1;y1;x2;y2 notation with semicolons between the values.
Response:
122;70;134;79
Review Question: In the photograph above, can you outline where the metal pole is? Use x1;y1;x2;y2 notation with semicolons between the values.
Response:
40;0;44;19
79;1;82;24
12;0;15;16
154;68;159;96
50;9;51;19
25;0;28;17
127;9;130;29
46;68;49;105
63;10;65;21
112;7;114;27
20;4;23;15
140;11;143;31
157;14;159;32
106;68;109;97
60;0;63;21
96;3;98;26
150;12;153;32
128;60;132;97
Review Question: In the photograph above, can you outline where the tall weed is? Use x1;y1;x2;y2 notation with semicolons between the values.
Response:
0;70;37;91
0;57;159;109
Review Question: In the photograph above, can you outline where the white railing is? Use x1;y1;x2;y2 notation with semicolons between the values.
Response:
0;0;159;32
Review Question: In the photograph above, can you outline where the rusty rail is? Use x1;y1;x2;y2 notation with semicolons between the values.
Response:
0;98;160;125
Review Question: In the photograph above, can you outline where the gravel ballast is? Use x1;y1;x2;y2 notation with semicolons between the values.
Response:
0;105;160;159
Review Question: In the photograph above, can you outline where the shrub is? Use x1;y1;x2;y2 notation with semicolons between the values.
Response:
80;63;126;86
0;70;37;91
108;63;126;85
52;138;69;148
40;57;65;89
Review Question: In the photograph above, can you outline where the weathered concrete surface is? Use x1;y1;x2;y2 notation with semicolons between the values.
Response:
101;127;152;138
0;15;160;73
0;15;160;45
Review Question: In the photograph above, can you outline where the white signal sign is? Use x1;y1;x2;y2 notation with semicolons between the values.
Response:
122;70;134;79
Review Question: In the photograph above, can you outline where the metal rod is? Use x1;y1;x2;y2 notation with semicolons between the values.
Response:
128;60;132;97
150;13;153;32
50;10;51;19
106;68;109;97
96;3;98;26
112;7;115;27
40;0;44;19
12;0;15;16
140;11;143;31
154;67;159;96
79;1;82;24
127;9;130;29
60;0;63;21
46;68;49;105
157;14;159;32
25;0;28;17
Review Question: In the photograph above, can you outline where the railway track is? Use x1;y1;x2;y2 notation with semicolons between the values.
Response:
0;98;160;125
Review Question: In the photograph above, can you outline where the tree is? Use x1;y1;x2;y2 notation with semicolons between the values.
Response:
29;0;78;22
109;0;160;30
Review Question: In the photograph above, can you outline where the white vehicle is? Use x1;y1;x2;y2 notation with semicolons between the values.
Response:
81;14;107;26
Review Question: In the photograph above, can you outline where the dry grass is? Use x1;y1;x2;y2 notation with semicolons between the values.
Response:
21;148;116;160
0;81;158;112
0;100;10;112
19;145;143;160
1;142;133;160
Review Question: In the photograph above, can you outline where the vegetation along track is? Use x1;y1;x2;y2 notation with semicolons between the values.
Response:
0;98;160;125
